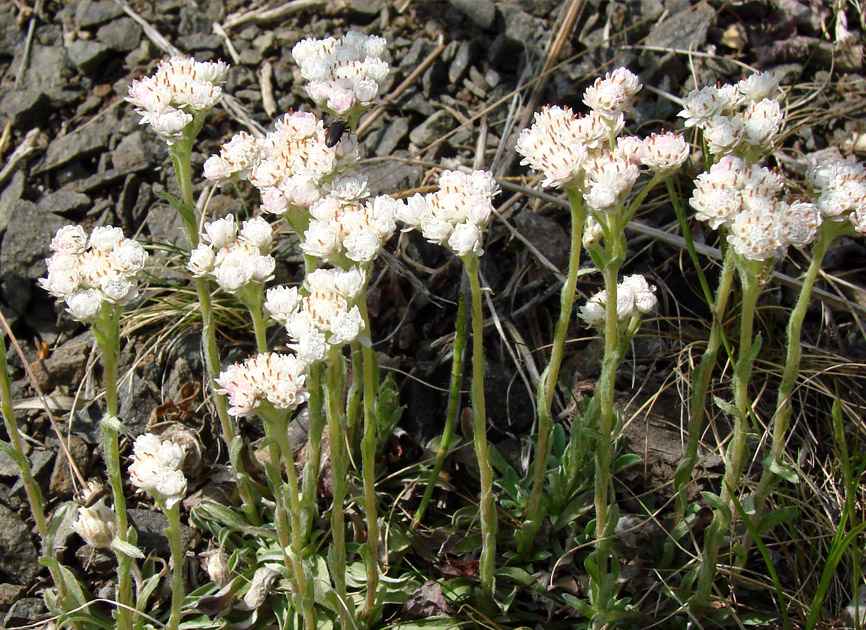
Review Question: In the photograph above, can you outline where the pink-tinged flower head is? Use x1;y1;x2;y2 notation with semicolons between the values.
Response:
204;131;260;183
740;99;782;148
726;194;786;260
127;56;228;144
128;433;187;508
215;352;309;418
776;200;821;247
583;67;642;118
806;155;866;223
679;85;731;128
640;132;689;172
516;105;590;188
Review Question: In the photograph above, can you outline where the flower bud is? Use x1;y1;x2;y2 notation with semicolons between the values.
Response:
73;499;117;549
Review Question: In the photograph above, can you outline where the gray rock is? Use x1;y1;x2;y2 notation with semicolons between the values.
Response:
146;203;188;250
843;585;866;628
409;110;455;148
96;17;142;52
50;501;81;554
645;0;714;48
112;130;157;170
0;583;26;610
491;4;545;62
0;201;67;314
34;121;112;174
38;190;91;215
67;164;148;194
0;435;29;477
176;33;225;52
370;117;409;157
0;503;40;585
399;91;436;117
12;45;73;98
0;89;50;130
76;0;125;28
484;68;500;88
448;41;473;85
450;0;496;29
0;9;24;57
0;170;25;237
359;155;424;197
347;0;387;16
128;508;201;556
49;434;91;499
239;47;263;67
66;39;112;75
70;402;105;445
118;372;160;437
3;597;46;628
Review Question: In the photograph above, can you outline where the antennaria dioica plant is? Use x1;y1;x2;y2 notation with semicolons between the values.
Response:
7;20;865;630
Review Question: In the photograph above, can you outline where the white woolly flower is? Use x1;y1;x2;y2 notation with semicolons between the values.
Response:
703;114;744;155
726;194;785;260
204;131;259;183
582;67;642;118
584;160;640;211
41;226;148;323
51;225;88;253
264;286;301;325
806;156;866;223
516;105;590;188
679;85;730;128
291;31;390;122
737;71;780;102
187;244;216;277
127;56;229;144
776;201;821;247
640;132;689;172
578;275;658;327
239;216;274;250
73;499;117;549
128;433;187;508
214;353;308;418
740;99;782;148
203;215;238;249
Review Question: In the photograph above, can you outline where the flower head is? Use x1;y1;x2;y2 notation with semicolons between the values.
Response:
73;499;117;549
191;216;275;293
215;352;309;418
582;67;642;119
578;274;658;327
40;226;148;323
127;56;229;144
128;434;187;508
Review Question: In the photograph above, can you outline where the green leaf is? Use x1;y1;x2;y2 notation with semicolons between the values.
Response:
495;566;534;585
0;439;30;475
713;396;740;419
100;413;125;433
769;459;800;484
613;453;642;474
111;537;145;559
700;491;731;521
156;190;197;228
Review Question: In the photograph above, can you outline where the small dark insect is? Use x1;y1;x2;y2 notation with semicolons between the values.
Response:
325;119;348;148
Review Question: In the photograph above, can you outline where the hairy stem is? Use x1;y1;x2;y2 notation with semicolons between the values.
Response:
464;254;496;599
164;502;185;630
521;186;585;558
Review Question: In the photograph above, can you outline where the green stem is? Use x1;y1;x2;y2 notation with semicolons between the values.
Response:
270;414;316;630
745;223;844;558
325;347;351;628
357;295;380;622
412;291;467;530
170;142;260;526
464;254;496;600
663;247;735;567
591;210;625;619
92;307;133;630
164;502;185;630
346;342;363;448
521;186;585;558
300;361;324;542
693;256;764;613
239;284;268;354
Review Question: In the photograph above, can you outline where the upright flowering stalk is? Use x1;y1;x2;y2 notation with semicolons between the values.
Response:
685;156;825;610
40;225;148;630
398;169;499;598
188;215;276;352
128;57;260;525
666;71;785;568
128;434;187;630
215;353;314;628
265;267;367;627
744;156;866;556
513;69;687;596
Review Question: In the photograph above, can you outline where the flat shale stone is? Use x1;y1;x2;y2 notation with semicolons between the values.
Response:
38;190;91;215
76;0;125;28
96;17;142;52
0;89;50;130
0;503;39;585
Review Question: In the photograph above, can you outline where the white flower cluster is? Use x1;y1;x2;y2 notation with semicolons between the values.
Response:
806;155;866;232
398;170;499;256
39;225;149;323
302;175;401;263
128;434;187;509
292;31;389;120
578;274;658;327
127;56;229;144
690;156;822;260
203;111;359;216
73;498;117;549
264;267;367;363
516;68;688;205
214;352;309;418
187;215;275;293
679;72;782;155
